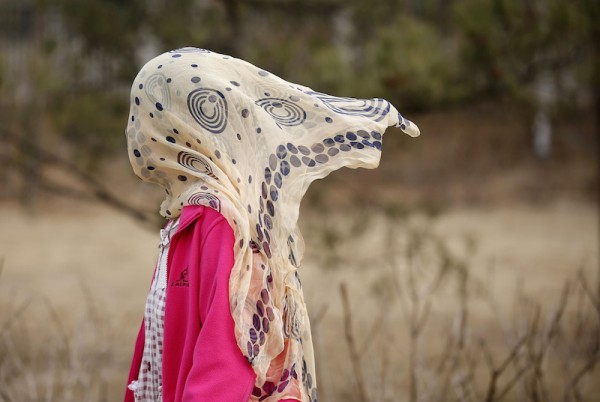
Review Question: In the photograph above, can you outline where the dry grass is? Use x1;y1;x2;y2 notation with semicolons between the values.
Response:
0;200;598;401
0;261;116;402
303;206;600;402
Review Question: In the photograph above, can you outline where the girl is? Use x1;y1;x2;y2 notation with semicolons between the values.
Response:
124;47;419;402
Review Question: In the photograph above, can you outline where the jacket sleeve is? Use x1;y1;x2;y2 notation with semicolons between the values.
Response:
182;217;257;402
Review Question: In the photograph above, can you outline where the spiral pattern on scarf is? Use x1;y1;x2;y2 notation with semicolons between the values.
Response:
145;73;171;109
255;98;306;126
187;88;228;133
127;48;419;402
305;91;390;122
177;151;217;179
188;192;221;212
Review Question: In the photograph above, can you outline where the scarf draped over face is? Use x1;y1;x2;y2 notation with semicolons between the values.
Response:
126;47;419;402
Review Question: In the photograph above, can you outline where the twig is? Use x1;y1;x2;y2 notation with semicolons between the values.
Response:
578;269;600;321
435;335;455;373
311;303;329;328
3;333;39;401
481;335;528;402
0;298;35;338
495;363;531;402
358;303;386;357
562;351;600;402
339;282;369;402
379;328;389;402
41;295;72;362
310;302;328;402
435;335;457;402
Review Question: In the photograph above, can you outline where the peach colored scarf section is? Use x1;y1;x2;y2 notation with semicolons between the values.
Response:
126;47;419;402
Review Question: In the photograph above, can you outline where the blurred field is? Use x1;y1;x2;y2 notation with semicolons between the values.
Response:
0;191;597;401
1;1;598;400
0;101;598;402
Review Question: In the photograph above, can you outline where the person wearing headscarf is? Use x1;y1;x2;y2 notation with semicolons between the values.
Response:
124;47;419;402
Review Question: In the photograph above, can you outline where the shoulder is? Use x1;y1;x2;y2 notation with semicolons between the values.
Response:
180;205;232;238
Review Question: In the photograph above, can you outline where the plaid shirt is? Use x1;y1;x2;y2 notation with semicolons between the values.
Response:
128;218;179;402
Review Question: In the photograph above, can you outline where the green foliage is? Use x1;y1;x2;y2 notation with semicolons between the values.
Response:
0;55;5;90
46;0;145;56
238;5;352;94
145;1;231;54
37;0;596;111
362;15;459;109
452;0;593;98
296;45;352;95
12;0;596;176
44;0;234;80
51;91;128;167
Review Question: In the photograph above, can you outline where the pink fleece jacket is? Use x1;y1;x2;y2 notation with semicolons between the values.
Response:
125;205;297;402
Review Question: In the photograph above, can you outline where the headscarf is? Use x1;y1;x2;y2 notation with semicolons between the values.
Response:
126;47;419;402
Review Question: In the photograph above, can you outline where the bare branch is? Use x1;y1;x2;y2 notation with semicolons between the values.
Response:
562;351;600;402
495;363;531;402
578;270;600;320
0;298;35;339
2;129;156;226
339;282;369;402
310;303;329;329
482;334;528;402
358;304;386;357
480;340;495;373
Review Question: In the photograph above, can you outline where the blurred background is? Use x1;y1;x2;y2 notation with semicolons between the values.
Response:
0;0;598;401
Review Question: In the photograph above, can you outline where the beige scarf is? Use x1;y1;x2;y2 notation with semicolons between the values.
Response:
126;47;419;402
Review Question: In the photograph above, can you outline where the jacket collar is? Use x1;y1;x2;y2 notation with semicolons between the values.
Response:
176;205;207;235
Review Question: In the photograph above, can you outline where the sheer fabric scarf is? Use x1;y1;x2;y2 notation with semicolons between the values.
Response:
126;48;419;402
